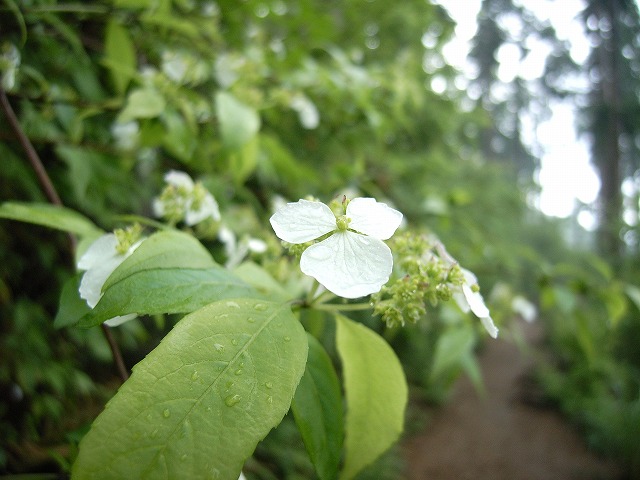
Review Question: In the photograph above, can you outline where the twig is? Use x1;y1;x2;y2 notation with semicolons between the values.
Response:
0;88;63;206
101;324;130;381
0;86;129;383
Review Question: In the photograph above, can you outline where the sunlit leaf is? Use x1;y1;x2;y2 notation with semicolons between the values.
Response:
0;201;101;237
430;325;475;380
72;299;308;480
104;20;136;95
216;91;260;151
335;315;407;480
291;334;343;480
119;88;166;122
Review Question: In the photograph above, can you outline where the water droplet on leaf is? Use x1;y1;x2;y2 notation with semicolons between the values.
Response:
247;317;255;323
163;409;171;418
231;338;238;346
253;303;268;311
235;369;243;376
191;371;199;381
213;343;225;353
283;336;291;342
225;394;241;407
226;301;240;309
265;382;273;389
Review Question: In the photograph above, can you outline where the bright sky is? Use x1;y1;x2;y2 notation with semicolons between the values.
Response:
434;0;600;224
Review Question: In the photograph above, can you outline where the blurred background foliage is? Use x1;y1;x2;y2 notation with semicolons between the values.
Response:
0;0;639;477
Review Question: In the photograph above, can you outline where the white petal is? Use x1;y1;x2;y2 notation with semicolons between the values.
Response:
152;198;165;218
462;283;491;318
347;197;403;240
79;255;123;308
270;199;336;243
452;291;470;313
77;234;118;270
300;231;392;298
164;170;194;189
104;313;137;327
247;238;267;253
480;316;499;338
512;295;537;323
185;193;221;225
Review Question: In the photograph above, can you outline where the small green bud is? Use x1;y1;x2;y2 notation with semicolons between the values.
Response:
436;283;452;301
114;224;143;254
336;215;351;231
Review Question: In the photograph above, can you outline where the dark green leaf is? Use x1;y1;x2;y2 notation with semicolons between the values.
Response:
72;299;308;479
291;334;343;480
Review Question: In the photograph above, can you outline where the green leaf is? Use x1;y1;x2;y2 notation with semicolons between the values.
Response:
335;315;407;480
216;91;261;151
430;325;475;380
119;87;166;122
78;230;254;327
233;262;290;302
72;299;308;480
103;19;136;95
625;284;640;312
291;334;343;480
54;274;91;329
79;268;254;328
103;230;216;289
0;201;101;237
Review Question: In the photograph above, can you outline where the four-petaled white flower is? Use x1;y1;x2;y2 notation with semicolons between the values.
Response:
270;197;403;298
153;170;221;226
453;268;499;338
78;233;144;327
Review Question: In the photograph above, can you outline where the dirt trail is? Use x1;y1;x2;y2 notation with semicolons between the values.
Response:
403;322;624;480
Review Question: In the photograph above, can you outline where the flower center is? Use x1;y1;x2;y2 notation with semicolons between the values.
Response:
336;215;351;231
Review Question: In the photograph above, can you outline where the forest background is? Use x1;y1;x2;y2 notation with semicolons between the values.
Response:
1;0;640;478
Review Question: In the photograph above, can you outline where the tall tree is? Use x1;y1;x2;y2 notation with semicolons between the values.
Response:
579;0;640;261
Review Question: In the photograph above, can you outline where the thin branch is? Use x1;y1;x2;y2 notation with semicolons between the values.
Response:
101;324;130;381
0;88;63;206
0;86;129;383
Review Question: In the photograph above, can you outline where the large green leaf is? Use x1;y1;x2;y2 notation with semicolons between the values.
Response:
79;268;254;327
78;230;253;327
291;334;343;480
0;201;101;237
429;325;475;380
103;19;136;95
72;299;308;480
216;91;261;151
335;315;407;480
103;230;216;289
119;87;166;122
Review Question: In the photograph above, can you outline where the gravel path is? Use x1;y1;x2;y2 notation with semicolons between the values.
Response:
403;322;624;480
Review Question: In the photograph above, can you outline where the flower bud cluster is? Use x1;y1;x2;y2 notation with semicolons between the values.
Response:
371;231;466;328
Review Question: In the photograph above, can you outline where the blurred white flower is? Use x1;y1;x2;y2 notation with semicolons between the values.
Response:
111;121;139;151
218;226;267;269
290;94;319;129
452;268;499;338
270;197;402;298
78;233;143;327
153;170;221;226
436;242;498;338
0;43;20;91
512;295;537;323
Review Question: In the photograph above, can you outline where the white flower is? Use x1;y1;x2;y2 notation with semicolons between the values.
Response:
270;197;403;298
153;170;221;225
512;295;537;323
453;268;499;338
218;226;268;269
290;94;320;129
78;233;143;327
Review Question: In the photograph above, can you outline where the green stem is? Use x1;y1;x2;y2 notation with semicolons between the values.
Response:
313;302;373;312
